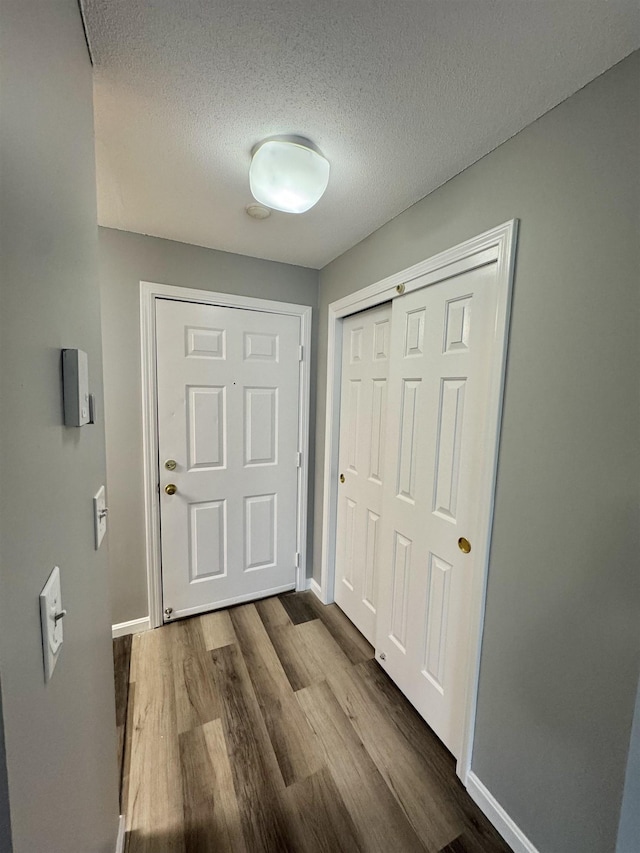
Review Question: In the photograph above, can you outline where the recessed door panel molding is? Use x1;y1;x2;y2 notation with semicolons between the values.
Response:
189;499;226;582
185;326;226;359
390;531;411;651
346;380;361;474
363;510;380;612
187;386;226;470
244;387;278;466
373;320;390;360
342;498;357;591
396;379;420;504
422;553;452;692
244;331;279;362
334;302;392;645
153;293;307;621
443;296;472;354
350;327;363;363
369;379;387;484
244;493;277;571
432;379;467;522
404;308;425;357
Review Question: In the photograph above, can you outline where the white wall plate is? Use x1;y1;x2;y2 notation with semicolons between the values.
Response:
93;485;107;549
40;566;64;682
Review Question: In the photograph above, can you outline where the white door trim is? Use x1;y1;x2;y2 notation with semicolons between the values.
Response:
140;281;312;630
319;220;518;785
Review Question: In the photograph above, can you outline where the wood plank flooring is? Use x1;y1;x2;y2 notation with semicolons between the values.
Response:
118;592;512;853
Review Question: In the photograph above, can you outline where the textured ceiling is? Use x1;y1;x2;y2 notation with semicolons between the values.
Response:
83;1;640;269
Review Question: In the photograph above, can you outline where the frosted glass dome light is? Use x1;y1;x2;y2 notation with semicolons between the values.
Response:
249;137;330;214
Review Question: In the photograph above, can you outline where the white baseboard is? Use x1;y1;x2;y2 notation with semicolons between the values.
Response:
308;578;323;600
115;815;125;853
112;616;150;639
466;772;539;853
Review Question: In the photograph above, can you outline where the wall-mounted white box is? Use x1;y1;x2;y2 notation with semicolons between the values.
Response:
62;348;90;426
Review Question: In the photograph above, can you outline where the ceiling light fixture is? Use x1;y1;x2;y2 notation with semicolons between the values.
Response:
249;136;330;214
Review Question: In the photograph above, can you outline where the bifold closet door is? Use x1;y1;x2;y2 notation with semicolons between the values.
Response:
375;264;498;757
334;303;392;644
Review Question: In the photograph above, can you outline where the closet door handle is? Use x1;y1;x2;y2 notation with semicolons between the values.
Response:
458;537;471;554
339;473;345;484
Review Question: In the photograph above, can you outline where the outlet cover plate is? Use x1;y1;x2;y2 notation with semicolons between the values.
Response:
40;566;64;682
93;485;107;549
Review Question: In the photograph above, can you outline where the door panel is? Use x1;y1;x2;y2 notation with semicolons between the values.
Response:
156;299;300;620
375;264;497;757
334;303;392;644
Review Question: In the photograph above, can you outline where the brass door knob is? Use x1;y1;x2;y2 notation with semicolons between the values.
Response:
339;473;345;484
458;537;471;554
164;459;177;471
165;483;177;496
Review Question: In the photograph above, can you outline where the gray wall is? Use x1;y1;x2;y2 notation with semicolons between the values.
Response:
99;228;319;625
0;2;120;852
617;675;640;852
316;52;640;853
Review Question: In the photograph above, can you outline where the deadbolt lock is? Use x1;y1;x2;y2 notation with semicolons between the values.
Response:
339;473;345;483
165;483;177;496
164;459;177;471
458;537;471;554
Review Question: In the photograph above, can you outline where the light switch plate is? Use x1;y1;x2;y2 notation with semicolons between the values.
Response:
40;566;64;682
93;485;107;549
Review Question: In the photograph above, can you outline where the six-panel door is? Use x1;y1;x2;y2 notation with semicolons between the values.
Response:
374;264;498;758
335;303;392;644
156;299;301;620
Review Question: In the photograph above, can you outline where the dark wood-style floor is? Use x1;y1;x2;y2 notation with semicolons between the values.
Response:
113;592;512;853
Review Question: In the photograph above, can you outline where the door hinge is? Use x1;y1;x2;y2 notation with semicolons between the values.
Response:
298;344;304;361
296;451;302;468
295;551;301;568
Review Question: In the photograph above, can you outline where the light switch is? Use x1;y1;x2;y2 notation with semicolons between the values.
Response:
93;485;107;549
40;566;66;682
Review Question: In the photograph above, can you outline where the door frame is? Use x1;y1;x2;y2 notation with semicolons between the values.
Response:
140;281;312;629
319;221;518;784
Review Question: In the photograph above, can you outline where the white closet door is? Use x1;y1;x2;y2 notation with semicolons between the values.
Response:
375;264;497;757
156;298;301;621
334;303;392;643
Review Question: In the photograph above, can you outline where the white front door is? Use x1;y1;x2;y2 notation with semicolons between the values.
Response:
155;298;301;621
334;303;392;644
375;263;497;757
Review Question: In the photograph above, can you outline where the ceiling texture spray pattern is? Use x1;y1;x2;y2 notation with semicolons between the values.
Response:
83;1;639;269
